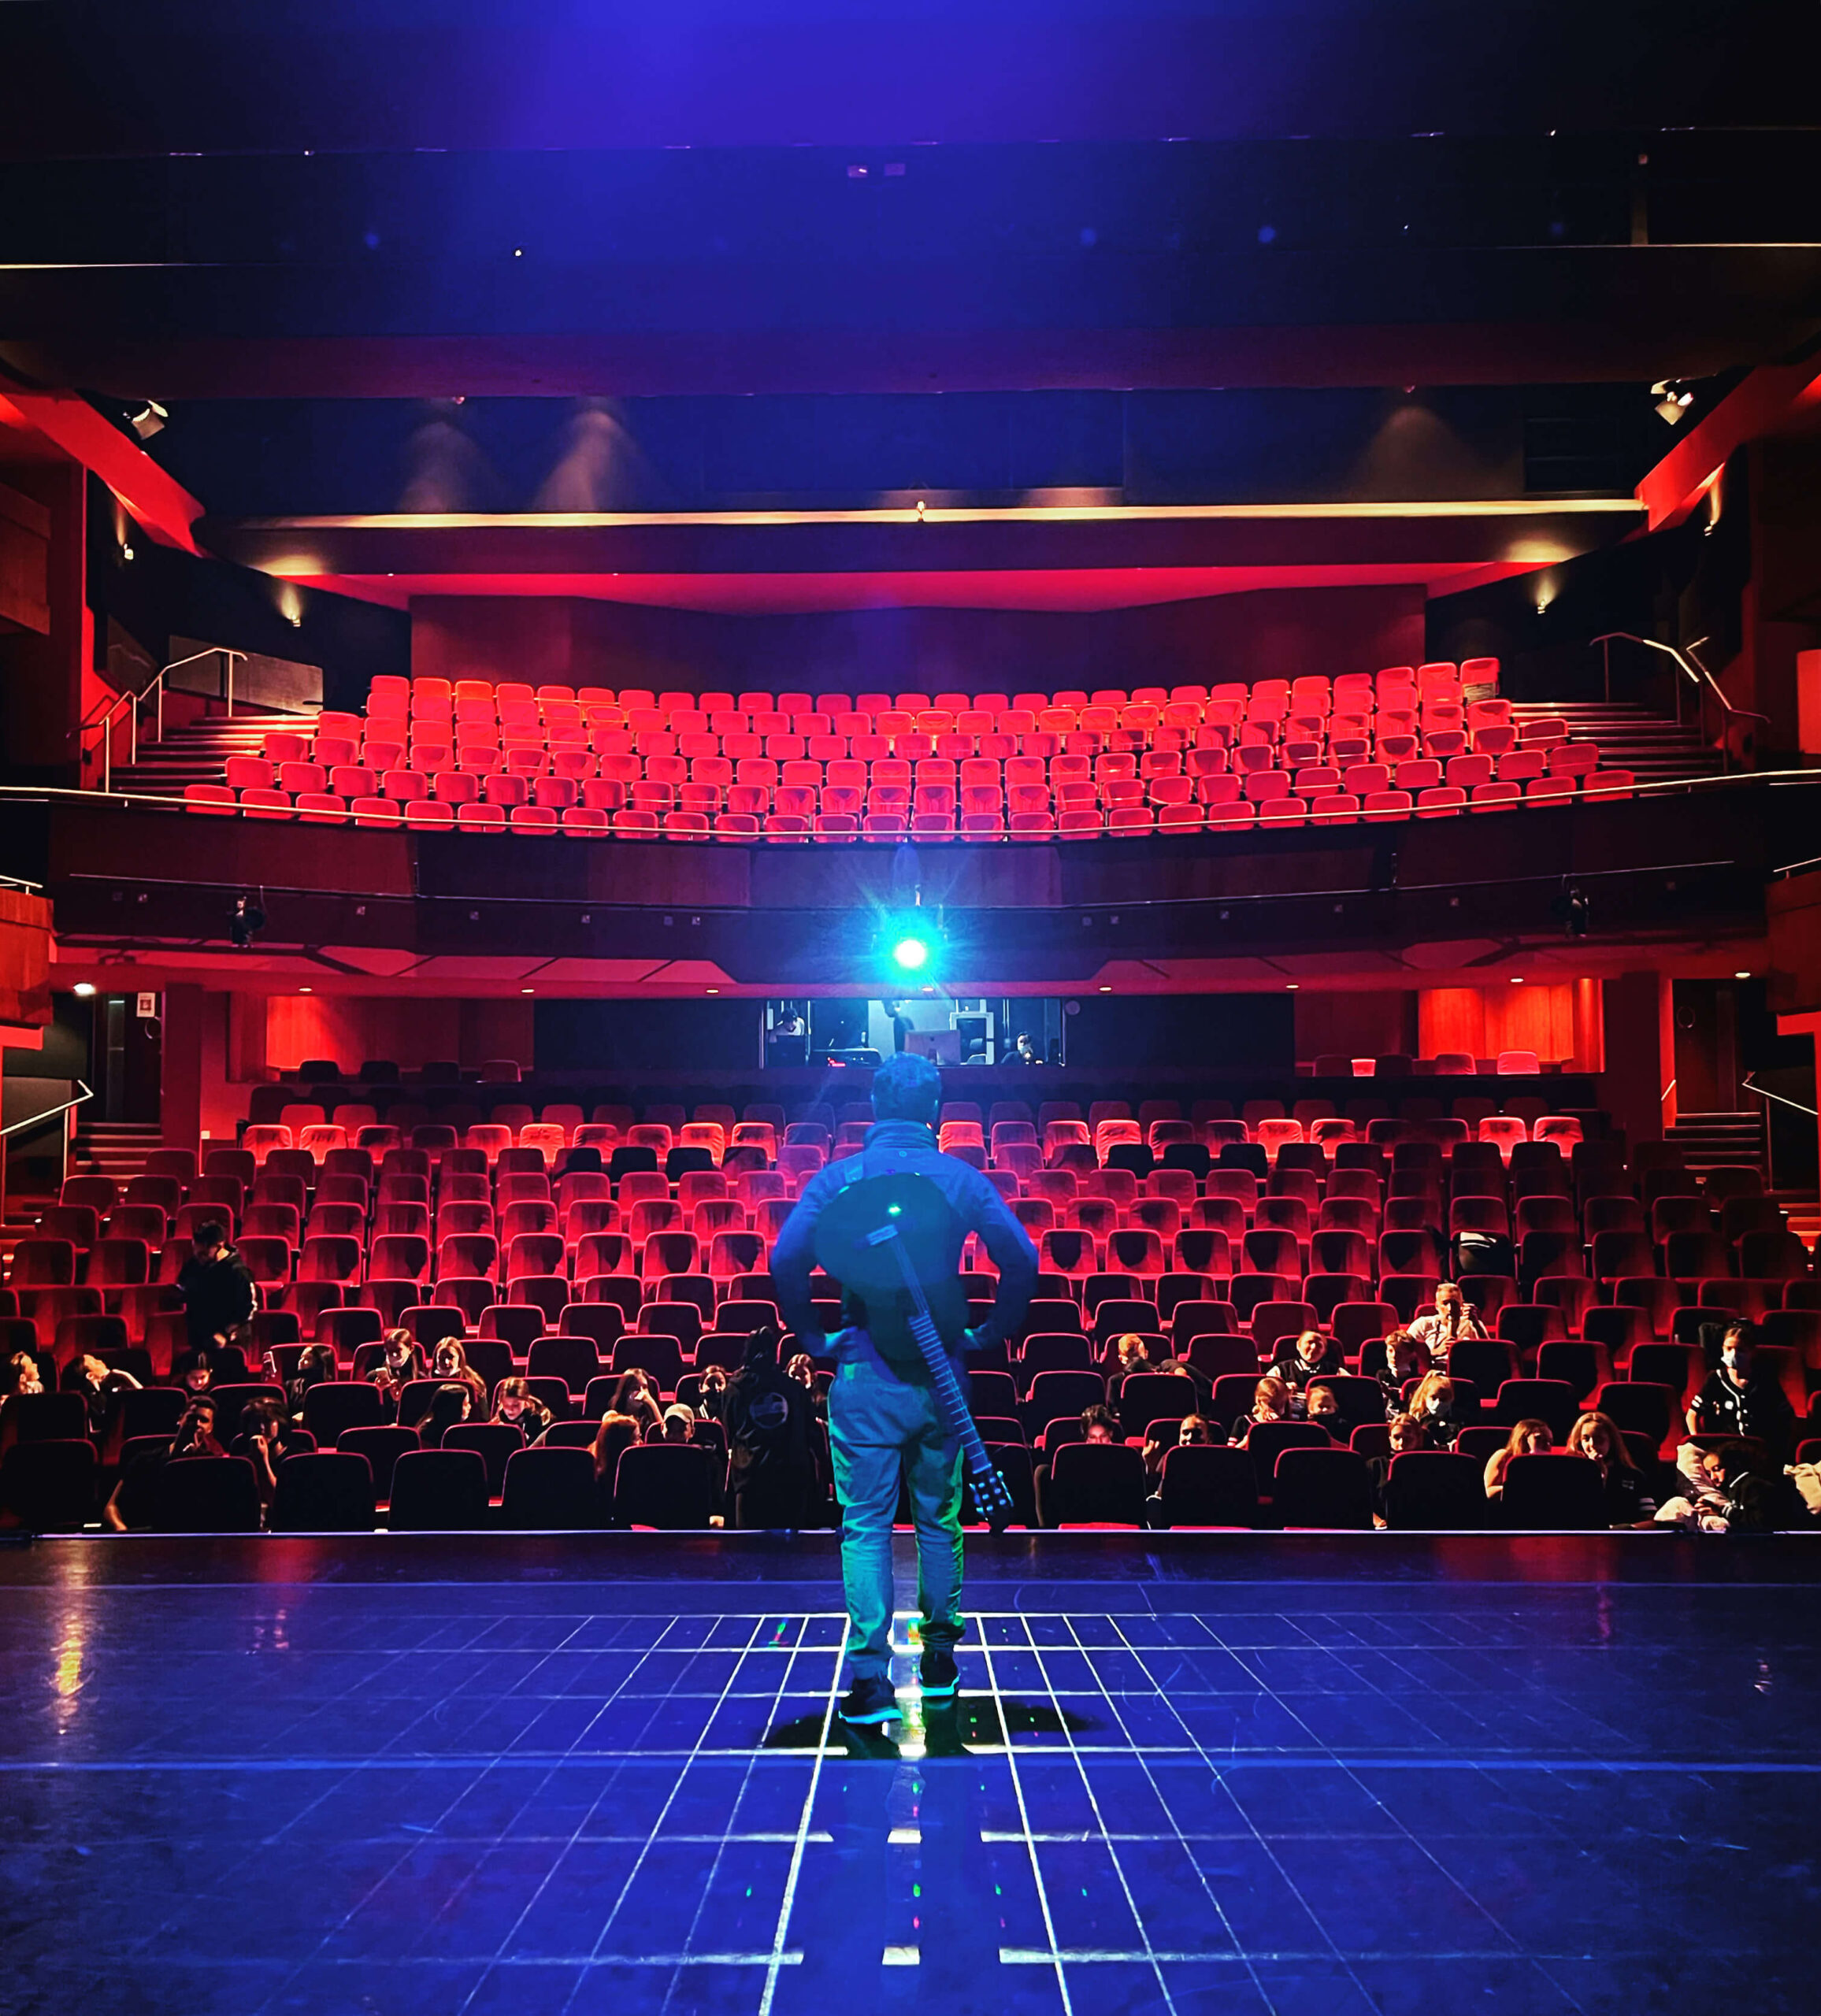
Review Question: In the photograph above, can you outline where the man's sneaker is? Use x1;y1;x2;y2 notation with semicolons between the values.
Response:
919;1646;959;1699
838;1674;900;1725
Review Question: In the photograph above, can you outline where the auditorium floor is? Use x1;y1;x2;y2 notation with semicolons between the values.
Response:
3;1532;1819;2015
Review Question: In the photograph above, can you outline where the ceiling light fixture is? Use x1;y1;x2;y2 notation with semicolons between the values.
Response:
72;981;97;998
128;400;168;440
1652;380;1695;425
1734;970;1750;980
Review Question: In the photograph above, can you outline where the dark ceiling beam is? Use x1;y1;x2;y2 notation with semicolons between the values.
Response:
5;249;1819;402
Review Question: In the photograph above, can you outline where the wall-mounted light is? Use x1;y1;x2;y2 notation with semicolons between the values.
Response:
1285;983;1300;991
1510;976;1525;984
72;981;97;998
1734;970;1750;980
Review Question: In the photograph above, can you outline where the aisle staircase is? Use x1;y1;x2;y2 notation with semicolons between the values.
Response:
70;1121;164;1186
105;709;311;802
1663;1109;1764;1175
1508;702;1725;784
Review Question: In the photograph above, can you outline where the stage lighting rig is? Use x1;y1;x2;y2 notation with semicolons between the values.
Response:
1652;380;1693;424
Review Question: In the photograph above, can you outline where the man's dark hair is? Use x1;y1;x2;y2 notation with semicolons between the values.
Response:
870;1051;942;1125
193;1220;228;1247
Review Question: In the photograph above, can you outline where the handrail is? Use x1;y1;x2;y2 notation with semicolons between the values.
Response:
1741;1073;1819;1121
0;1079;92;1141
2;763;1821;829
1591;630;1772;773
83;646;248;793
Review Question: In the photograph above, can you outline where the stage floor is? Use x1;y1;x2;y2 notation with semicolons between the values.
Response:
3;1532;1818;2014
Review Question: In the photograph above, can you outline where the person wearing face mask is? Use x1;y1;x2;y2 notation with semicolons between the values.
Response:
1407;1283;1488;1367
491;1377;552;1443
427;1338;489;1416
1483;1418;1552;1501
1407;1371;1468;1449
1687;1323;1794;1461
1563;1411;1655;1524
1300;1379;1344;1438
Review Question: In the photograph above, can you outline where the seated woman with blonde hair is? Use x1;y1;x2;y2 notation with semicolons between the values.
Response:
1407;1371;1470;1448
1564;1410;1655;1523
1484;1418;1552;1500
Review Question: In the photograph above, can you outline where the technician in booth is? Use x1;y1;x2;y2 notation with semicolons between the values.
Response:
772;1053;1040;1726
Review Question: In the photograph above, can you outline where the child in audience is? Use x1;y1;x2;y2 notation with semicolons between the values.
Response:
414;1382;473;1445
1484;1418;1552;1500
1228;1376;1291;1446
1408;1371;1469;1447
369;1329;426;1413
609;1369;664;1438
1564;1410;1656;1523
1375;1330;1431;1415
1301;1379;1344;1437
492;1377;552;1443
427;1338;489;1415
1081;1403;1122;1445
285;1345;336;1418
1114;1333;1159;1377
1268;1329;1344;1388
592;1410;640;1484
1686;1322;1795;1461
1656;1439;1778;1532
1368;1411;1430;1520
2;1351;43;1399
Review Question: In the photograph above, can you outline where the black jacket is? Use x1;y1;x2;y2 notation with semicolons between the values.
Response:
1689;1369;1795;1458
176;1248;258;1343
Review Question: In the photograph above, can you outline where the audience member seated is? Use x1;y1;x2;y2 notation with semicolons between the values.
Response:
493;1377;553;1443
1113;1332;1162;1377
286;1345;338;1418
1686;1321;1794;1460
592;1411;641;1488
1142;1414;1216;1524
1407;1282;1489;1366
1368;1412;1429;1521
609;1369;666;1439
1484;1418;1553;1501
1081;1403;1122;1445
2;1351;43;1400
1563;1410;1655;1525
1408;1371;1470;1448
1302;1379;1343;1434
369;1329;428;1414
1375;1331;1431;1416
103;1399;225;1530
60;1354;142;1438
1655;1440;1778;1532
232;1396;306;1510
413;1382;473;1444
1227;1376;1292;1446
427;1339;490;1415
1267;1328;1344;1390
721;1334;819;1529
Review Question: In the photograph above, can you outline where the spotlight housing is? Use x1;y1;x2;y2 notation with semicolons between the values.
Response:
1652;380;1694;425
128;400;168;440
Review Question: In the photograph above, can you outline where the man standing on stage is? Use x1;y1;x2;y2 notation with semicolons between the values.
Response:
772;1053;1040;1725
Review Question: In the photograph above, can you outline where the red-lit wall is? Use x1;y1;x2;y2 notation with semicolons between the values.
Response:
1417;980;1602;1069
410;586;1427;696
260;995;535;1076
